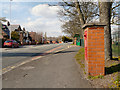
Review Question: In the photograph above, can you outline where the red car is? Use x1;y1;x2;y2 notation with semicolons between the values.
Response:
4;40;19;48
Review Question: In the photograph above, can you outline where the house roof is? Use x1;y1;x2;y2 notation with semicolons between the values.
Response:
8;25;22;32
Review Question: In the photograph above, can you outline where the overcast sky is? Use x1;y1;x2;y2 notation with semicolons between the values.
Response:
0;1;65;37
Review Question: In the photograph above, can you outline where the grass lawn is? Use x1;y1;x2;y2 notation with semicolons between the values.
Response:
112;43;120;60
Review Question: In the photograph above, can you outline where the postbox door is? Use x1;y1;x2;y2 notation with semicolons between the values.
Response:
84;30;87;60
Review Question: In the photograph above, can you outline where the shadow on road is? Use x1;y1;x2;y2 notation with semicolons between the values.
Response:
2;50;77;57
54;50;77;54
2;52;43;57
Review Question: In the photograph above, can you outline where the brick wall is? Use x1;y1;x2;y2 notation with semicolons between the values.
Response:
84;26;105;76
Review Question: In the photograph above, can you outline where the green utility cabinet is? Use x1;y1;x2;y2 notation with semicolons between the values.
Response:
74;34;84;46
76;36;80;46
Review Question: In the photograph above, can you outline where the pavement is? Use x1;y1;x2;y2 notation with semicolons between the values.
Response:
2;45;92;88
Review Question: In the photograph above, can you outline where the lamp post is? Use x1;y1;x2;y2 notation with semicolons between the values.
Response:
9;0;12;39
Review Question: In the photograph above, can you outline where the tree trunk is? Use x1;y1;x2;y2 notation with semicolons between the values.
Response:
75;0;85;38
99;2;112;61
75;0;85;26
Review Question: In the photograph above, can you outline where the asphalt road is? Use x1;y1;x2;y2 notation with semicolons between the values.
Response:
2;44;92;88
2;43;70;70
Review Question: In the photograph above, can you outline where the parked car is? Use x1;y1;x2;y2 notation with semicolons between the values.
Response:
4;39;19;48
56;41;59;43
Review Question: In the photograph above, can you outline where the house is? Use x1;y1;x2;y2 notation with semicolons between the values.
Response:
0;24;10;47
8;25;25;44
29;31;43;44
29;31;36;41
22;28;31;44
2;24;10;40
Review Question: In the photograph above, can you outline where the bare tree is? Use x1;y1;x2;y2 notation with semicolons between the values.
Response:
58;1;98;38
75;0;85;26
58;0;119;61
61;16;82;37
111;2;120;25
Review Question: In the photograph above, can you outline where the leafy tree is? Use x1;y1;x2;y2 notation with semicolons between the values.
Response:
11;31;20;41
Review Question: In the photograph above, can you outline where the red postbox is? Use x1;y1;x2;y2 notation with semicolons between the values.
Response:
84;30;87;61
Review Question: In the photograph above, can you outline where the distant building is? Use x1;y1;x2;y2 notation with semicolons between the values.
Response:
22;28;31;44
29;31;43;44
1;24;10;40
29;31;37;41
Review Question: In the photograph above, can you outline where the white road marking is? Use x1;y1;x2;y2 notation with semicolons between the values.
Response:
11;66;15;69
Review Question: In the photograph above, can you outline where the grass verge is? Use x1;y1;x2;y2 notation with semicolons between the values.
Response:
88;75;104;80
75;47;86;74
75;47;120;88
